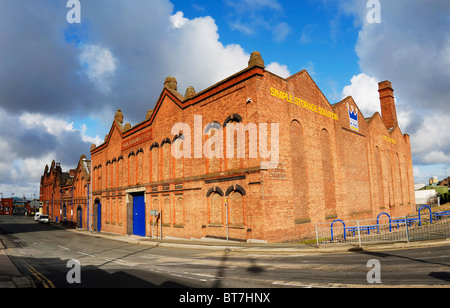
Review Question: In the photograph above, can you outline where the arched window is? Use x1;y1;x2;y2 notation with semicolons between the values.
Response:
320;129;337;217
136;148;144;185
222;114;243;127
150;143;159;182
375;146;385;208
162;197;171;225
209;193;223;224
396;153;404;205
290;120;309;223
206;186;224;225
225;185;246;226
223;114;243;171
172;136;184;179
204;122;223;174
161;139;171;181
174;196;184;226
128;151;135;185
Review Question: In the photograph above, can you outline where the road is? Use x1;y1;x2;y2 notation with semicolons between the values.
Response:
0;215;449;289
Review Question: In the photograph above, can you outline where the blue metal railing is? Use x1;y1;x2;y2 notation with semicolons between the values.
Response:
329;209;450;243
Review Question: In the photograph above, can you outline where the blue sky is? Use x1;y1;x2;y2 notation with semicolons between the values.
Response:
0;0;449;196
170;0;361;100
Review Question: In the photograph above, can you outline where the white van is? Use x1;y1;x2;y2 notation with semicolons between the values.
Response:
39;215;49;224
34;212;42;221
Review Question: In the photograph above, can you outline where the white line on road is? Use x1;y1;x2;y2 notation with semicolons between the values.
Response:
272;281;313;288
103;258;134;267
170;273;207;282
57;245;70;251
77;251;96;258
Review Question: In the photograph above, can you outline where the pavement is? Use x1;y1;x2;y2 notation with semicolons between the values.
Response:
0;240;35;288
1;222;450;288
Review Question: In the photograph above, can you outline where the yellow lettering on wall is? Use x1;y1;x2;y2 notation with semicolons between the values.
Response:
269;87;339;121
383;135;396;145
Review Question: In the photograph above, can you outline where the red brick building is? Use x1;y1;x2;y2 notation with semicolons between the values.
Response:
89;52;415;243
0;198;13;215
40;156;91;228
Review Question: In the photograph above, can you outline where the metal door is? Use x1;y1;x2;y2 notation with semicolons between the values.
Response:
133;193;146;237
97;202;102;232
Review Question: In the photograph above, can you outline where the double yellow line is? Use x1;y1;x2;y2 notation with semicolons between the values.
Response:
24;261;55;288
8;248;55;288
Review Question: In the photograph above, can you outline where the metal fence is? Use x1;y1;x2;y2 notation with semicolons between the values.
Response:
315;207;450;246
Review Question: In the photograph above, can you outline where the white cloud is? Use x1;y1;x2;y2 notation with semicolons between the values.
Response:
341;0;450;171
266;62;291;78
341;73;380;117
409;113;450;160
224;0;285;37
20;113;74;136
79;124;103;146
272;22;290;42
12;153;56;183
19;112;103;148
79;45;117;94
165;12;250;92
225;0;283;12
170;11;188;29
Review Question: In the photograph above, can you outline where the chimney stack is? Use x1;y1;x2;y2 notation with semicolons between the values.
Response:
378;81;398;130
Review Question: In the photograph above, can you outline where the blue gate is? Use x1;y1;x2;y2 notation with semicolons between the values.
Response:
133;193;146;237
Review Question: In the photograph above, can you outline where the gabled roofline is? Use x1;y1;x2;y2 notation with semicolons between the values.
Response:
91;64;265;155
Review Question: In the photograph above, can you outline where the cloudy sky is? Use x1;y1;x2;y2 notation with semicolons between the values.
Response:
0;0;449;197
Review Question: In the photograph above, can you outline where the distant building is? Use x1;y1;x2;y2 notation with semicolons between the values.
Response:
429;176;439;185
12;198;31;215
0;198;13;215
39;156;91;228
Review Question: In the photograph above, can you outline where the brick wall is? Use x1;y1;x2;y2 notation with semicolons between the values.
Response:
86;54;415;243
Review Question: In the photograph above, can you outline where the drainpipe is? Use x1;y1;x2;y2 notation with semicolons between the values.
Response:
87;183;90;231
71;187;74;223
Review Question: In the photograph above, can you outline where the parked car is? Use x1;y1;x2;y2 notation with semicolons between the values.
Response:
39;215;49;224
34;212;42;221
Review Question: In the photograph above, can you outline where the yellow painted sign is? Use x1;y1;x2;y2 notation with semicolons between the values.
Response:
270;87;339;121
383;135;396;145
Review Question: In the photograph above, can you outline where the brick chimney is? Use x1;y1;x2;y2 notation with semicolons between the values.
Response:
378;81;398;130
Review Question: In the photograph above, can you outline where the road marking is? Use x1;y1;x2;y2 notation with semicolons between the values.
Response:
57;245;70;251
6;245;55;288
183;272;221;280
21;259;55;288
102;258;133;267
272;281;313;288
78;251;96;258
170;273;207;282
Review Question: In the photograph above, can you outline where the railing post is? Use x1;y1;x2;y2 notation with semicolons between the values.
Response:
315;223;319;247
357;221;362;247
405;216;410;243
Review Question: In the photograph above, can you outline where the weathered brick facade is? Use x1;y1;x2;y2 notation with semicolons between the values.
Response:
86;52;415;243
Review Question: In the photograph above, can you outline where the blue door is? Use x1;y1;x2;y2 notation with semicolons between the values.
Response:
133;193;146;237
77;207;82;229
97;202;102;232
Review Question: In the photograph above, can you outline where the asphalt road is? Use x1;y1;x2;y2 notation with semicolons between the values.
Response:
1;215;449;289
